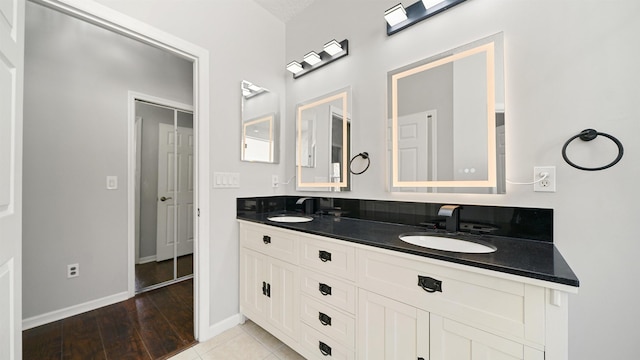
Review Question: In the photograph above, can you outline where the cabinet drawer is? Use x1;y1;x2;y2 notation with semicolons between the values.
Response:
301;269;356;315
358;249;545;344
240;223;298;264
300;295;355;349
300;236;356;281
299;323;355;360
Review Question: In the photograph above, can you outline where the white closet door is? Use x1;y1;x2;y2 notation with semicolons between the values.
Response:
156;123;193;261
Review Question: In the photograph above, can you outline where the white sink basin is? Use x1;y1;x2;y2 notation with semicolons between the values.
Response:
399;233;496;254
267;215;313;223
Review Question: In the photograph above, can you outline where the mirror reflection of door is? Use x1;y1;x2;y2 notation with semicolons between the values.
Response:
135;100;194;292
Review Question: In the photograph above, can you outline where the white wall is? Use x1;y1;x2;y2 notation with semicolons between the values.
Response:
22;2;193;318
283;1;640;358
92;0;287;328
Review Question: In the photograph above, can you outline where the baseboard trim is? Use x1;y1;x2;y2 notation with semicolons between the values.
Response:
200;313;242;342
137;255;157;264
22;291;130;330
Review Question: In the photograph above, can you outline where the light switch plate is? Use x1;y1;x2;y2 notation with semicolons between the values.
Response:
106;176;118;190
213;172;240;188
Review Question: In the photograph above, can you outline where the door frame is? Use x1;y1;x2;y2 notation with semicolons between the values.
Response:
34;0;211;340
129;94;194;275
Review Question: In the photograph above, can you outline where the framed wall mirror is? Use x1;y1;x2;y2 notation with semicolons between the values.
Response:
296;87;352;191
241;80;279;163
388;33;505;194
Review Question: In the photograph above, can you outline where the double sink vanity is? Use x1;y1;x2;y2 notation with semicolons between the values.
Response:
238;27;577;360
237;196;578;360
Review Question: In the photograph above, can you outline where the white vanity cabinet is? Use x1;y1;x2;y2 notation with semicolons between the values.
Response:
298;234;357;359
239;223;300;344
238;221;573;360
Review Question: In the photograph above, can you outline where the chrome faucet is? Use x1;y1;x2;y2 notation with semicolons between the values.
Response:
296;197;315;215
438;205;461;233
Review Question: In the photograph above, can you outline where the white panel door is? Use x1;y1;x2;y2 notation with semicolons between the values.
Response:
265;257;299;340
156;123;194;261
396;110;436;191
0;0;24;359
358;289;429;360
430;314;544;360
239;247;266;318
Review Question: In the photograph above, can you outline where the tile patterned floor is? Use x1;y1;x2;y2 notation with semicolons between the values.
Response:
168;320;306;360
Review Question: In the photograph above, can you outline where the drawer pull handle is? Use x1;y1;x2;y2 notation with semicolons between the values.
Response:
319;283;332;296
418;275;442;293
319;341;332;356
263;235;271;244
319;250;332;262
261;282;271;297
318;312;332;326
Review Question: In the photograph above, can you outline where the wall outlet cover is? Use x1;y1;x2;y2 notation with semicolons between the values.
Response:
534;166;556;192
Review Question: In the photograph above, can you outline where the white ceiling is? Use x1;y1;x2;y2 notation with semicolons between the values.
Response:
252;0;316;23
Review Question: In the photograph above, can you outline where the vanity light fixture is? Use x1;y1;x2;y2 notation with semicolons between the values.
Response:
241;80;265;99
286;60;304;74
286;39;349;79
303;51;322;65
384;4;408;26
323;39;343;55
386;0;468;36
421;0;440;8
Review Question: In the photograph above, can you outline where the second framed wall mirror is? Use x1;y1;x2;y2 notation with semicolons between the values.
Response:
296;87;352;192
388;33;505;194
241;80;280;163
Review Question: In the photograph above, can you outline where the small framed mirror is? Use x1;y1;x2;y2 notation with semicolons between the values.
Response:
296;87;352;191
241;80;279;163
388;33;505;194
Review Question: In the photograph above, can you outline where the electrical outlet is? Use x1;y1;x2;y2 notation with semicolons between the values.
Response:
272;175;279;188
67;263;79;278
533;166;556;192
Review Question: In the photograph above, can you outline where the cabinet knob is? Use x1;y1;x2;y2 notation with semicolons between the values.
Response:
418;275;442;293
319;250;332;262
319;283;332;296
318;312;332;326
263;235;271;244
319;341;332;356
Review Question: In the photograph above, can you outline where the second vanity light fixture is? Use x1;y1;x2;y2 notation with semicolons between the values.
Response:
286;39;349;79
385;0;468;35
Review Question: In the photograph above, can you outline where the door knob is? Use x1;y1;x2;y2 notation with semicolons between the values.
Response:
160;196;173;202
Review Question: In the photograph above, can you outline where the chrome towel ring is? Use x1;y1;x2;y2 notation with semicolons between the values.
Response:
562;129;623;171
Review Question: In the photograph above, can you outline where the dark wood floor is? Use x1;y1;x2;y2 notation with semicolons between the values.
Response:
135;254;193;291
23;279;195;360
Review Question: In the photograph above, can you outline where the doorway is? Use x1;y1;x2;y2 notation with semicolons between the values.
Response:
133;98;194;292
23;0;210;340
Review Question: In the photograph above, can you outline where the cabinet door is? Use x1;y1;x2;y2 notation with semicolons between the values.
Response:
430;314;544;360
239;247;266;318
266;257;299;339
358;289;429;360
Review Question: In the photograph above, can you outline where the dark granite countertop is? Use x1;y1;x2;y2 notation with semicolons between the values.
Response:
237;213;579;288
